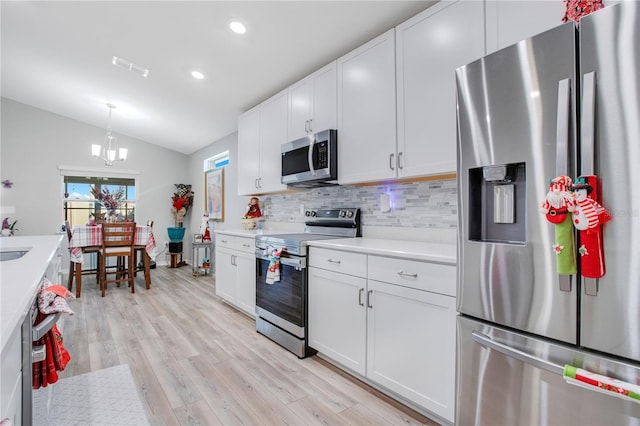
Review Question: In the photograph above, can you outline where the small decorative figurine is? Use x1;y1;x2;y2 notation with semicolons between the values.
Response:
244;197;263;218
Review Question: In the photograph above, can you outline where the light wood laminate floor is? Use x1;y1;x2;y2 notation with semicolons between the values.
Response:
59;265;440;425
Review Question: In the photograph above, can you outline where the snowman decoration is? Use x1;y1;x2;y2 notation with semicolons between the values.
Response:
569;176;611;278
540;175;577;275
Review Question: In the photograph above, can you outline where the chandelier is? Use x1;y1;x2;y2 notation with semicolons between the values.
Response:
92;103;127;166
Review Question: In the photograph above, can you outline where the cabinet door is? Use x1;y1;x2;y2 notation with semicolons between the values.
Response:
259;89;288;193
288;75;312;141
237;105;261;195
289;62;338;141
215;248;236;303
396;0;484;178
309;61;337;135
367;280;456;423
308;267;367;375
338;29;397;184
486;1;566;53
235;250;256;317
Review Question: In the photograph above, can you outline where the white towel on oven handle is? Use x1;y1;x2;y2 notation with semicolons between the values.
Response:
266;246;282;284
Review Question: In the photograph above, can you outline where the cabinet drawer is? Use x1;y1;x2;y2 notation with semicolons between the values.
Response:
368;255;456;297
309;247;367;278
216;235;255;253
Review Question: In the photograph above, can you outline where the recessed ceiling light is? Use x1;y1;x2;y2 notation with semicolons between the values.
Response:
229;20;246;34
191;71;205;80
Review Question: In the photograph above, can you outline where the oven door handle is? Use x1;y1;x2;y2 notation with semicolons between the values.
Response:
255;251;306;269
32;312;61;341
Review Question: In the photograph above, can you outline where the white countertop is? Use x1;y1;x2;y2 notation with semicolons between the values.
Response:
1;235;63;352
214;228;294;238
307;237;457;265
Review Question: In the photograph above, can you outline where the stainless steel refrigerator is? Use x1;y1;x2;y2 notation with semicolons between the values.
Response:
456;3;640;424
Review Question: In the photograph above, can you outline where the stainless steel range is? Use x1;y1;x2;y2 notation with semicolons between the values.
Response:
255;208;361;358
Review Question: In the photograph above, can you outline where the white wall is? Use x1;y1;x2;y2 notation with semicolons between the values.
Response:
0;98;189;238
186;131;252;242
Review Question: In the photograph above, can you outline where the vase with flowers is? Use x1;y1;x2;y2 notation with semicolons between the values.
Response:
168;184;194;242
91;187;124;222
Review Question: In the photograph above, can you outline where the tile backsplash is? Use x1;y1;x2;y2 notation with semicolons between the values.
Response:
261;178;457;229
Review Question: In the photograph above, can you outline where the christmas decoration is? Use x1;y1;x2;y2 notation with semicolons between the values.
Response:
570;176;611;278
541;175;577;275
562;0;605;24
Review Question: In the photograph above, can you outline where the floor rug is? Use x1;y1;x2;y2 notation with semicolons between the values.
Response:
33;364;149;425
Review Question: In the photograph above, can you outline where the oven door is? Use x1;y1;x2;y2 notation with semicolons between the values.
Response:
255;252;306;337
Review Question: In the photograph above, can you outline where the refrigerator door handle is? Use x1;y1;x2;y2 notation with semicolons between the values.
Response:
581;72;599;296
472;331;564;375
555;78;573;293
581;72;596;174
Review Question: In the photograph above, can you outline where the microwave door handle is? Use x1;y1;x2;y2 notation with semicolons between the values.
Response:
308;134;316;175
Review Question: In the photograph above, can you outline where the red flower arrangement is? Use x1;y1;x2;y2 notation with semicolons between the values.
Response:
91;187;124;218
171;184;194;226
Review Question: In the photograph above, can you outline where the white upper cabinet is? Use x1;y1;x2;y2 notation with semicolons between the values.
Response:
237;90;288;195
338;29;397;185
486;0;567;53
237;105;261;195
288;61;337;141
396;0;485;178
258;90;288;194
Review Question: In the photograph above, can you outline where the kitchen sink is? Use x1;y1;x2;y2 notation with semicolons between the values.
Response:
0;249;30;261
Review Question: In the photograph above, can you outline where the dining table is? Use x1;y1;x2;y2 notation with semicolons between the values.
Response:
69;224;158;297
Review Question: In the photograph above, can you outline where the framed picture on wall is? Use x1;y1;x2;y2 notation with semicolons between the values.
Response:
205;168;224;221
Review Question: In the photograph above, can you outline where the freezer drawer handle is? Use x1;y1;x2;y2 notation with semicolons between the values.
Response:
471;331;564;375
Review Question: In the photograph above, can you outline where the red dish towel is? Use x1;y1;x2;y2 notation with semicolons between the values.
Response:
32;312;71;389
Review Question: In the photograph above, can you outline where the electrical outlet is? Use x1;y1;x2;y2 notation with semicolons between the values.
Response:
164;241;169;248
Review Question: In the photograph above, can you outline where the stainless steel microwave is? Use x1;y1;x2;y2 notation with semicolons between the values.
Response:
281;129;337;188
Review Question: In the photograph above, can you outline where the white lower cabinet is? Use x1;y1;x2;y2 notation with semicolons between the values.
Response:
308;247;456;423
214;234;256;317
308;267;367;375
366;279;456;422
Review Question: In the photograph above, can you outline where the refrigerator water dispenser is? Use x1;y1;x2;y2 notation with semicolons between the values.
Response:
468;163;526;244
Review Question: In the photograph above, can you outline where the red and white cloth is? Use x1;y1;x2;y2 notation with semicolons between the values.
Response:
266;247;282;284
69;224;157;263
32;278;73;389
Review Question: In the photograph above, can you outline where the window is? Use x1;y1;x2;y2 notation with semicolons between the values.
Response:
63;176;136;226
204;150;229;171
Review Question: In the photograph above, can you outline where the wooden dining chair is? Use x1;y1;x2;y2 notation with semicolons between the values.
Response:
98;222;136;297
134;220;153;277
65;221;100;296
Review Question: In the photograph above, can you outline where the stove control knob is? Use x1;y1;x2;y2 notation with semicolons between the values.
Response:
339;210;346;218
305;210;311;217
311;211;317;217
346;210;354;218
